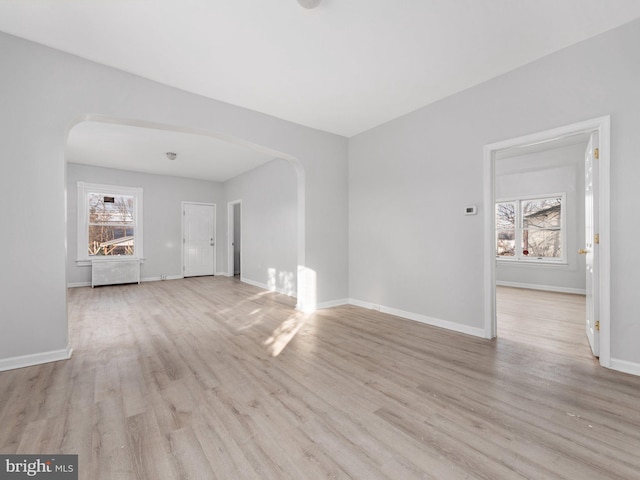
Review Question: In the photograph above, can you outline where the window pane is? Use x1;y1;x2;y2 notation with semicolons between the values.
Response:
88;193;134;225
88;225;135;256
522;197;561;229
496;202;515;229
497;230;515;256
496;202;515;256
521;229;561;258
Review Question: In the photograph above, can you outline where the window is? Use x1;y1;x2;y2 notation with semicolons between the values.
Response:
77;182;143;263
496;194;565;263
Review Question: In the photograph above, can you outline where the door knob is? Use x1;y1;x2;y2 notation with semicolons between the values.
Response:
578;248;589;255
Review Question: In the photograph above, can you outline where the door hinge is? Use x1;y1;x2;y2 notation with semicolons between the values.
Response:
183;265;185;271
595;320;600;332
183;238;186;244
594;233;600;245
594;147;599;159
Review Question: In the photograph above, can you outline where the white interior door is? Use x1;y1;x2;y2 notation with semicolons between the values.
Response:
584;133;599;356
183;203;215;277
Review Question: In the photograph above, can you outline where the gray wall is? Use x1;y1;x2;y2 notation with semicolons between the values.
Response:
349;19;640;365
66;163;224;285
224;159;298;295
0;31;348;363
495;142;586;292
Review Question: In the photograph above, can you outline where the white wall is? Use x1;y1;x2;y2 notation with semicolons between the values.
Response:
349;19;640;365
66;163;224;286
0;32;348;366
495;142;586;293
224;159;297;296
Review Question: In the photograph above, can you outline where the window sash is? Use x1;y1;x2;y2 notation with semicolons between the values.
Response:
77;182;143;263
496;194;565;263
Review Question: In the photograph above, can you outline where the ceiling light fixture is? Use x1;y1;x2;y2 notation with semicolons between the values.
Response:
166;152;177;161
297;0;322;9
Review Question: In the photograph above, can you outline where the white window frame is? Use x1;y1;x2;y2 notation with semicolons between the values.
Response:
496;192;566;265
76;182;143;265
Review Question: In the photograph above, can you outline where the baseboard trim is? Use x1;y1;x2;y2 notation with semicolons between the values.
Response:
241;277;297;298
0;346;73;372
609;358;640;377
496;281;586;295
69;275;187;287
316;298;350;310
141;275;184;282
349;298;485;338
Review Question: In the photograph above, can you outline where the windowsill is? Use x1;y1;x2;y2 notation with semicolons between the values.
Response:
497;257;568;267
76;257;144;267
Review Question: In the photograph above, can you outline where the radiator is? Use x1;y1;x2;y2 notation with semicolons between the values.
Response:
91;258;140;287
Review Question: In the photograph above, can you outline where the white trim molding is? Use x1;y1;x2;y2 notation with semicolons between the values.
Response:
316;298;350;309
496;281;585;295
141;275;184;283
0;346;73;372
68;275;184;288
227;199;242;277
349;299;485;338
610;358;640;377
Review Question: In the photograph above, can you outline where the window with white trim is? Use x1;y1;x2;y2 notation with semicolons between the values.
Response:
496;194;565;263
77;182;143;263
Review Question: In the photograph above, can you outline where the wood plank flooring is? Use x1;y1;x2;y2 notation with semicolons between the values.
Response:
1;279;639;479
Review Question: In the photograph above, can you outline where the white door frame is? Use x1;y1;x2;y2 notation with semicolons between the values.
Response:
227;199;242;278
483;115;611;367
181;201;217;277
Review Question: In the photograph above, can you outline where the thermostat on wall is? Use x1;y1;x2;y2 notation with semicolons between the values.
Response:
465;205;477;215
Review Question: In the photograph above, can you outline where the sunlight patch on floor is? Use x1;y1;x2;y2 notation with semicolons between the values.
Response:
264;312;310;357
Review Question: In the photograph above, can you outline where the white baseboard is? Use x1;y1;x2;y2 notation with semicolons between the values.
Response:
69;275;186;287
0;346;73;372
349;298;485;338
241;277;297;298
496;281;586;295
609;358;640;377
216;271;229;276
316;298;350;309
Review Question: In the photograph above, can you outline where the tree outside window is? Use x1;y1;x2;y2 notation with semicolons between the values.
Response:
88;193;135;256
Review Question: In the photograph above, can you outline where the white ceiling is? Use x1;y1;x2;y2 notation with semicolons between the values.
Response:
66;121;277;182
2;1;640;138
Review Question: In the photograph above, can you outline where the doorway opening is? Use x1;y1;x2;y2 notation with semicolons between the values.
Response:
227;200;242;278
484;116;610;368
66;115;313;311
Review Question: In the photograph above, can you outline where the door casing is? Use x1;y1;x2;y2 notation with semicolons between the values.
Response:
227;199;242;277
182;201;216;277
483;116;611;367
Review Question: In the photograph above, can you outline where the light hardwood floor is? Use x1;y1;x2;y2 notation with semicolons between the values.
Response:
1;279;639;479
